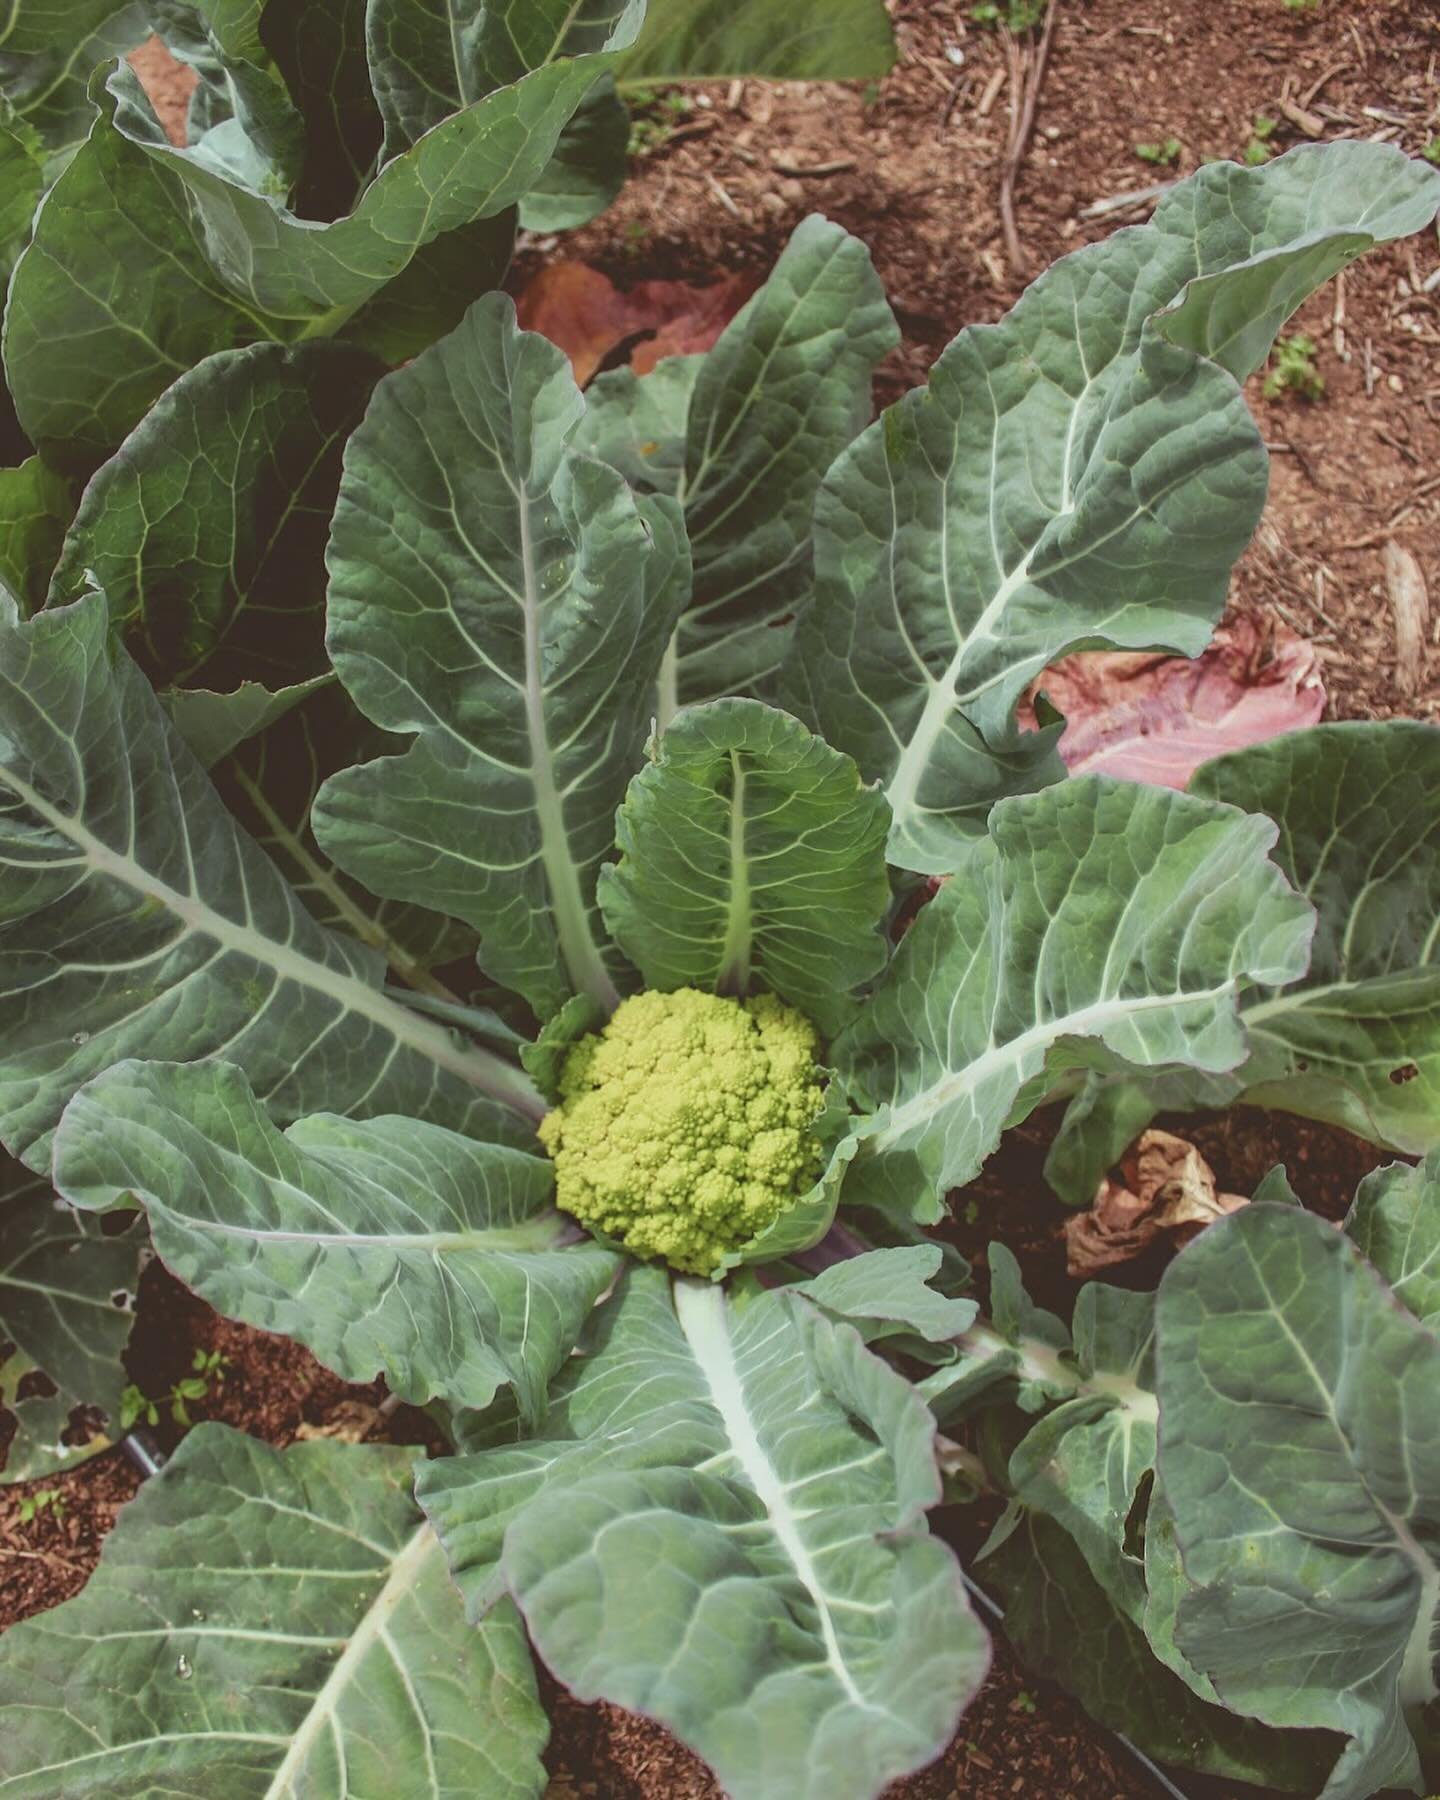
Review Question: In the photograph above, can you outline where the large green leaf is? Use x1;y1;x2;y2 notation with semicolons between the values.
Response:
366;0;643;154
0;1148;138;1481
616;0;895;80
0;96;43;276
0;455;70;612
985;1511;1335;1792
1157;1202;1440;1800
597;698;891;1032
1046;720;1440;1204
49;341;380;686
580;214;898;704
785;146;1440;871
1192;721;1440;1150
5;44;627;467
314;294;689;1019
0;0;148;169
420;1269;987;1800
54;1059;616;1422
145;0;303;191
1344;1149;1440;1328
259;0;382;218
0;590;543;1172
834;777;1314;1221
516;76;629;233
0;1424;549;1798
210;680;479;979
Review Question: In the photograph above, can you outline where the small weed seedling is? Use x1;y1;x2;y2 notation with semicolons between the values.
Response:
1243;114;1279;164
1135;137;1182;166
969;0;1047;30
1424;137;1440;166
626;87;693;157
120;1350;230;1432
15;1488;65;1526
1264;332;1325;401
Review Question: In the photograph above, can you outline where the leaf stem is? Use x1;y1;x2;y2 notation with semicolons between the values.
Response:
517;489;621;1015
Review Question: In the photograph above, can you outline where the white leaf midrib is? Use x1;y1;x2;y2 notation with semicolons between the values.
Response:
263;1524;439;1799
673;1280;875;1711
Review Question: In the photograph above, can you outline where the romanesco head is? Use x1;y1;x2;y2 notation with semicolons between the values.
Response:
537;987;826;1276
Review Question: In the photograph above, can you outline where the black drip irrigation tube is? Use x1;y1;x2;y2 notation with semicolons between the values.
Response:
121;1431;1197;1800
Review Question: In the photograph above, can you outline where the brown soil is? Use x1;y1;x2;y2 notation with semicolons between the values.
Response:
16;5;1438;1799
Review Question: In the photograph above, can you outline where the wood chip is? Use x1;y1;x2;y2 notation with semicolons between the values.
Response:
1383;541;1429;696
1278;93;1326;138
976;65;1006;117
769;154;858;177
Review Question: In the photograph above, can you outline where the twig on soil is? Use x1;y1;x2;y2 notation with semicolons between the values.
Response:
1078;179;1173;219
1331;271;1347;361
1383;541;1430;697
1301;60;1351;109
1364;335;1376;398
1278;86;1326;139
998;0;1060;276
976;66;1006;118
0;1543;87;1575
769;154;858;176
704;171;740;217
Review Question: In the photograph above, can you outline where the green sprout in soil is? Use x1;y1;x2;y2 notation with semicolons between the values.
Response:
969;0;1046;30
1263;332;1325;402
1424;138;1440;166
1135;137;1182;166
16;1488;65;1525
1242;115;1278;165
120;1348;230;1431
1282;0;1319;12
626;87;693;157
1012;1691;1039;1715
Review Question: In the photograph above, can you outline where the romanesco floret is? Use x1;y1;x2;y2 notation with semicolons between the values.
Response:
537;987;826;1275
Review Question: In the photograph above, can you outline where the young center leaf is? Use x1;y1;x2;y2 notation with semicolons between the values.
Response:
0;1426;549;1799
419;1269;988;1800
597;698;891;1032
577;214;898;705
54;1060;616;1422
1157;1202;1440;1800
835;776;1315;1221
785;145;1440;871
47;341;382;688
314;294;690;1019
0;1149;139;1481
0;590;543;1171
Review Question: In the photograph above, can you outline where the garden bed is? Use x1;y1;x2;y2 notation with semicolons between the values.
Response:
2;1;1436;1796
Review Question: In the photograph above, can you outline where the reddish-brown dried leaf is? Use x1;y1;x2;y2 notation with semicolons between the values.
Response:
1064;1129;1249;1276
1024;618;1325;789
515;263;756;387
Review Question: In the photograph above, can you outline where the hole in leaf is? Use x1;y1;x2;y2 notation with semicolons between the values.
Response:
1122;1468;1155;1559
1389;1063;1420;1085
16;1369;57;1403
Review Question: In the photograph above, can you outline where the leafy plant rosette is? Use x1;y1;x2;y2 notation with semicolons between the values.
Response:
0;143;1438;1800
